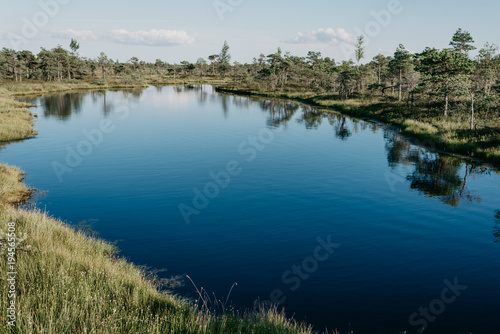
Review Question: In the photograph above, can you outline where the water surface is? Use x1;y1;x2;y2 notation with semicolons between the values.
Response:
2;85;499;334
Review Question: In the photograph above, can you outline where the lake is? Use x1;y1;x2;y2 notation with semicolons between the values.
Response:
2;85;499;334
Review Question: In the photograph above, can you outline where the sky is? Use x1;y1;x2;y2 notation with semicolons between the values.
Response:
1;0;499;64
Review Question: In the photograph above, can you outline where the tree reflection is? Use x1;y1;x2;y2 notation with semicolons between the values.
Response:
384;131;412;167
42;93;84;120
494;210;500;243
334;116;352;140
120;88;144;100
259;100;299;128
220;94;229;116
296;105;323;129
231;95;251;110
407;154;481;207
384;131;482;207
324;113;354;140
255;99;355;138
91;91;113;115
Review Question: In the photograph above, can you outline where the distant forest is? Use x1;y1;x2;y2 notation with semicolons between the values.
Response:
1;29;499;124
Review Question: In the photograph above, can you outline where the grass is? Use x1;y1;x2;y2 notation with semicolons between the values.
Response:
0;79;318;333
0;164;31;208
0;94;36;142
216;86;500;167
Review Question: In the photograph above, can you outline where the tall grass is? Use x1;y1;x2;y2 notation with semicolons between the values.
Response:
0;95;36;142
0;165;31;207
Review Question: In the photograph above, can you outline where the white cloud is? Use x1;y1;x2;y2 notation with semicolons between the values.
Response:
52;29;100;40
107;29;194;46
51;29;194;46
285;28;356;45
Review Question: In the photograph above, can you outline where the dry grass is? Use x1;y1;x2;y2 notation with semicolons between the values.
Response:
0;164;31;208
0;94;36;142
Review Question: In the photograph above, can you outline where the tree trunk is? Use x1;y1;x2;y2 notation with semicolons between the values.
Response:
470;92;474;130
444;94;449;117
460;163;469;196
398;70;402;102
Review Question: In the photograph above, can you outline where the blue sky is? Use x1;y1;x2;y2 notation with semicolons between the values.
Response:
1;0;499;64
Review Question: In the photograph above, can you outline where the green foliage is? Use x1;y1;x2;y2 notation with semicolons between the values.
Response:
416;47;475;114
70;38;80;54
389;44;413;101
218;41;231;76
373;53;389;84
355;35;365;65
450;28;476;54
391;44;412;73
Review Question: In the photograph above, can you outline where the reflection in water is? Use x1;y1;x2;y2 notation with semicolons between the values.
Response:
220;94;230;116
42;93;84;120
334;116;352;140
494;210;500;243
385;131;412;168
116;88;145;105
171;87;499;244
408;156;481;207
40;89;148;120
59;86;489;214
296;105;323;129
41;87;489;214
97;89;146;116
173;85;209;104
91;91;113;116
259;100;299;128
231;95;251;110
384;131;482;207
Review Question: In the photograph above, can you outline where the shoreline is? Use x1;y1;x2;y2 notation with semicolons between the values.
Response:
215;86;500;169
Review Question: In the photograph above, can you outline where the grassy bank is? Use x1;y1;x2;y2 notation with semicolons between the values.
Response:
0;94;36;143
0;165;31;208
215;87;500;167
0;80;316;333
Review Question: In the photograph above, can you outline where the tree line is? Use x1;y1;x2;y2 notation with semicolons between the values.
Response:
1;30;499;127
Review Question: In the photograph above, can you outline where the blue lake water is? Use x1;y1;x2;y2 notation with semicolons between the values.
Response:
2;85;499;334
